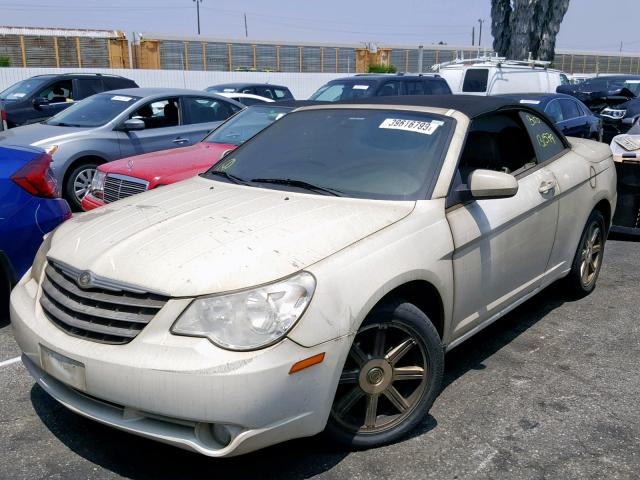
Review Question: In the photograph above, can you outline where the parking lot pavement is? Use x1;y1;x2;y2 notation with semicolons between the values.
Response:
1;237;639;480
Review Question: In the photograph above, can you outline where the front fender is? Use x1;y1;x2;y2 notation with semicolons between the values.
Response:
289;200;455;347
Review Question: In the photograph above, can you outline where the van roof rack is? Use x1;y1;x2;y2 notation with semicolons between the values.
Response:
432;53;552;71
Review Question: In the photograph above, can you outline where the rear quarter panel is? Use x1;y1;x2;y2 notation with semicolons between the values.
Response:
0;147;70;278
543;139;616;279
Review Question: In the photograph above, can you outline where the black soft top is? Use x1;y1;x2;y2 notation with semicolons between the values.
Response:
339;94;526;119
272;100;330;108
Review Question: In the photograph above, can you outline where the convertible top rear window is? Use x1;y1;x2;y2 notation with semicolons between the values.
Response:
206;108;454;200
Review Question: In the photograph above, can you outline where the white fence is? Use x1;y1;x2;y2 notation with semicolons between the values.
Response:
0;67;347;99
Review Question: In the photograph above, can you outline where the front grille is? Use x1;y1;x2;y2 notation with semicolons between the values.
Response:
40;262;168;344
103;173;148;203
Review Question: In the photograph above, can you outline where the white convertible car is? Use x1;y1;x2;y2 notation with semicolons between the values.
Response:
11;96;616;456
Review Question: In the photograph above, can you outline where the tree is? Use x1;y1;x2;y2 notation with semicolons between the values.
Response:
491;0;570;61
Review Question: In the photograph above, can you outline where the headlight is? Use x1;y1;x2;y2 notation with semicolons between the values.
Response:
89;170;106;199
601;108;627;119
43;144;58;156
32;232;53;281
171;272;316;351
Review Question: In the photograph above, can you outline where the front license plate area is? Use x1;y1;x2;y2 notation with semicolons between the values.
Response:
40;345;86;391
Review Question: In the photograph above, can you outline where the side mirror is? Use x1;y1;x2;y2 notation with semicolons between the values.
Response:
122;118;146;131
33;97;49;109
468;169;518;199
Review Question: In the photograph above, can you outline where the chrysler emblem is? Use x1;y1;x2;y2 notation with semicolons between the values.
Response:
77;271;93;289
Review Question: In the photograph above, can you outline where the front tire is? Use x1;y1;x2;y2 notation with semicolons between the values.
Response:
563;209;606;298
64;162;99;211
325;298;444;449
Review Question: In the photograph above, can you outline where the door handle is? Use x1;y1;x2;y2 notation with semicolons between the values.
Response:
538;180;556;194
173;137;189;144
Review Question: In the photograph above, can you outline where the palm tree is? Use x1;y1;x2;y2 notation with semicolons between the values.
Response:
491;0;570;61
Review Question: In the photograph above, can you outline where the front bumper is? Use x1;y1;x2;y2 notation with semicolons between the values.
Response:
80;193;105;211
10;270;349;456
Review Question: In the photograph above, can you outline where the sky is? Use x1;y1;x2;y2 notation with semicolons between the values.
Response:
1;0;639;55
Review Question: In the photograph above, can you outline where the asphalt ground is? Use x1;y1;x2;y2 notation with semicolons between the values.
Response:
1;236;639;480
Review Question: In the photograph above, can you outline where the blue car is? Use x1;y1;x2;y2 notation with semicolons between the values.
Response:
1;145;71;313
498;93;603;141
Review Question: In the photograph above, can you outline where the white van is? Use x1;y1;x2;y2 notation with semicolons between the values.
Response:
435;57;571;95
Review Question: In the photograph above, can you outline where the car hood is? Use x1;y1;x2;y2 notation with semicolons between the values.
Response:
48;176;415;296
0;122;92;146
99;142;235;188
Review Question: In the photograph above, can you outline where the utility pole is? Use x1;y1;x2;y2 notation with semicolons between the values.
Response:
244;13;248;37
193;0;202;35
472;26;475;46
478;19;484;47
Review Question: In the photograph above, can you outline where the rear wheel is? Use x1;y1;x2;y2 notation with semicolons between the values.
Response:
563;209;606;297
325;299;443;449
64;161;99;211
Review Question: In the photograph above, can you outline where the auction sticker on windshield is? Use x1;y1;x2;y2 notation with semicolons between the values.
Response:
111;95;133;102
352;85;370;90
379;118;444;135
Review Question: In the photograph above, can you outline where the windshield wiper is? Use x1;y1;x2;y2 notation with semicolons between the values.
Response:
250;178;342;196
208;170;250;185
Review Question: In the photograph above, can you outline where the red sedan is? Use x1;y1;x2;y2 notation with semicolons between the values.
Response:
82;102;302;210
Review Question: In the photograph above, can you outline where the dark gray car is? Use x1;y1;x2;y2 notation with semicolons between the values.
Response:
0;88;243;209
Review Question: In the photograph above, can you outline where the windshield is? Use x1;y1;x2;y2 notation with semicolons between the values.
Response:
0;77;49;101
309;81;376;101
204;105;291;146
623;81;640;96
45;93;140;127
205;108;454;200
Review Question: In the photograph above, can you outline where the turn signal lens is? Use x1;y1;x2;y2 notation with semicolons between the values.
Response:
289;353;325;374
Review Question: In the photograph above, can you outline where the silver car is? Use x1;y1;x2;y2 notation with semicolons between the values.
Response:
0;88;243;209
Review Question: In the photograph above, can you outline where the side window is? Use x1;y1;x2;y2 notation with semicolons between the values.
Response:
429;80;452;95
103;77;131;91
254;86;274;99
376;81;402;96
457;112;537;185
76;78;104;99
559;99;582;120
544;100;564;123
462;69;489;93
405;81;426;95
520;111;566;163
273;88;290;99
577;102;591;116
239;87;255;94
38;80;73;103
130;98;180;129
560;73;570;85
237;97;266;106
182;97;237;124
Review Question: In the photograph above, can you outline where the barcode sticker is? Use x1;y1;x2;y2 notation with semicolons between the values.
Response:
379;118;444;135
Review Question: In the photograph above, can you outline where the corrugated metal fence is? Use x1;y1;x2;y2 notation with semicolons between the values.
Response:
2;30;640;74
0;34;127;68
141;39;357;73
